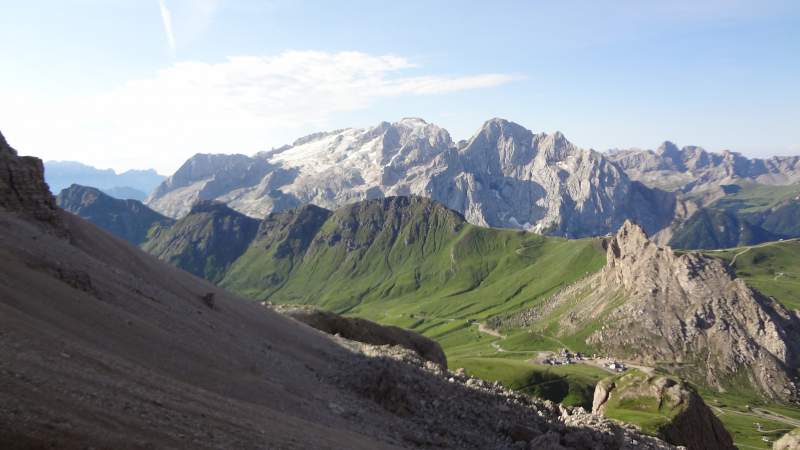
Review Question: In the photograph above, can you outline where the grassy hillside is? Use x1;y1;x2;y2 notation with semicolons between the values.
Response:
221;197;606;322
703;239;800;311
451;356;608;409
143;201;259;283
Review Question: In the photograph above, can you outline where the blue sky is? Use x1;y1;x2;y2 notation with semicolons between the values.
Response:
1;0;798;174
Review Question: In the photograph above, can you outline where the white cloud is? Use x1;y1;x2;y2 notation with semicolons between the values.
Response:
1;51;520;174
158;0;176;53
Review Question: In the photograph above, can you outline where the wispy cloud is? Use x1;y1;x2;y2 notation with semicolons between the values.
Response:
158;0;176;53
2;51;521;173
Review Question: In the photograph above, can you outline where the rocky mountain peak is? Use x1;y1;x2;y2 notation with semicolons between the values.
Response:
475;117;531;141
591;220;800;400
656;140;680;156
607;220;651;262
536;130;581;163
397;117;428;126
0;130;14;156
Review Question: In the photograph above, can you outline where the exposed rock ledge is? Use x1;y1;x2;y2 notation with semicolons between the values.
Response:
273;305;448;369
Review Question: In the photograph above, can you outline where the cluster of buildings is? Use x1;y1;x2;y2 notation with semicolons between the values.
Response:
542;349;628;373
543;349;589;366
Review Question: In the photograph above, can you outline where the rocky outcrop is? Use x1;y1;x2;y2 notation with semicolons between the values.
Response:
774;427;800;450
56;184;174;245
592;371;734;450
571;221;800;401
0;131;61;226
274;305;447;369
146;118;676;238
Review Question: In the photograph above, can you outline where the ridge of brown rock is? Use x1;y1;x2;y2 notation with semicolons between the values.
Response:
0;130;61;227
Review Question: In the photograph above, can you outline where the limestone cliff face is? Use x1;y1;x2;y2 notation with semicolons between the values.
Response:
0;131;61;226
583;221;800;400
424;119;676;237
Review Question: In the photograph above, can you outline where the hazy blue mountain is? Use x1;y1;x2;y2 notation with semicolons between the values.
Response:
45;160;165;199
101;186;148;201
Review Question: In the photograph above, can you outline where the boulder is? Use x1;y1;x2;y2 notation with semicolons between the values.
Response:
774;428;800;450
592;370;734;450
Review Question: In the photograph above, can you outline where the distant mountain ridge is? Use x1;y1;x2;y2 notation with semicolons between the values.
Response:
145;118;800;245
56;184;173;245
45;160;165;201
146;118;677;239
608;142;800;193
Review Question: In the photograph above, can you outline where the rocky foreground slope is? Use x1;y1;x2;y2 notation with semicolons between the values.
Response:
554;220;800;401
146;118;676;238
0;131;675;448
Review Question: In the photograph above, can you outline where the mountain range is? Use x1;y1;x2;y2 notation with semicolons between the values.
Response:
143;118;800;248
145;118;676;238
45;160;165;201
609;142;800;193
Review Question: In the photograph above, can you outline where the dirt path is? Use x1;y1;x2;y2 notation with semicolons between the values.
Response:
712;405;800;431
713;238;800;267
473;323;539;355
477;322;504;338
